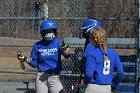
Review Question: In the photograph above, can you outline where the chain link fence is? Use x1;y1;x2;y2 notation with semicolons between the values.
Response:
0;0;138;93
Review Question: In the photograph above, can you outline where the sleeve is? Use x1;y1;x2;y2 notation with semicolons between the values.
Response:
80;45;90;75
111;52;124;90
84;55;96;82
28;44;38;68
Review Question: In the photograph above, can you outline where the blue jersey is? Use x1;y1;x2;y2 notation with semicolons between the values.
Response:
83;43;123;89
28;38;69;73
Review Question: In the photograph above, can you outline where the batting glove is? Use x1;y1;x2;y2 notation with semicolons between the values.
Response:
17;52;28;62
60;41;69;51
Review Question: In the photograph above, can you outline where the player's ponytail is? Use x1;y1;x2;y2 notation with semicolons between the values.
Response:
90;28;108;61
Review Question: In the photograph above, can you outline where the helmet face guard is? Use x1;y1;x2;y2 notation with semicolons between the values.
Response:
40;29;57;41
40;29;57;37
44;33;55;41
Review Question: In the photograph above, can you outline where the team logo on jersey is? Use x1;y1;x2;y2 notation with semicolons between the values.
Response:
39;48;57;56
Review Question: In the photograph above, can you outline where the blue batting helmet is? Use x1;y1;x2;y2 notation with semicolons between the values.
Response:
80;19;101;33
40;19;57;31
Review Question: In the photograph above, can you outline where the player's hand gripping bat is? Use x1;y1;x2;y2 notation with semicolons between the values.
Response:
17;51;27;70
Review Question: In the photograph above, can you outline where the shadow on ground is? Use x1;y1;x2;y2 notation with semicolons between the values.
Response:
17;88;35;93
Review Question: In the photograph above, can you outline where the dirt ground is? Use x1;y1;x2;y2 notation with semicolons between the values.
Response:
0;37;37;81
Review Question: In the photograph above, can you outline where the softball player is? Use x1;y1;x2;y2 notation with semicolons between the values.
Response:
83;28;124;93
77;19;102;92
17;19;69;93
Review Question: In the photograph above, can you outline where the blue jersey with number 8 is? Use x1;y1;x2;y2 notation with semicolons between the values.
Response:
83;42;123;89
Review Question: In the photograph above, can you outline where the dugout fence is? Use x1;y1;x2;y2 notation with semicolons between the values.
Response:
0;0;139;93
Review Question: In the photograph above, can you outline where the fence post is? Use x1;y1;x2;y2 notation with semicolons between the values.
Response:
41;0;48;20
137;0;140;93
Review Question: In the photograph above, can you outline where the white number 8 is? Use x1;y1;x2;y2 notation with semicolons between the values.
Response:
103;59;110;75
